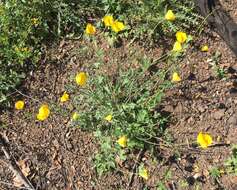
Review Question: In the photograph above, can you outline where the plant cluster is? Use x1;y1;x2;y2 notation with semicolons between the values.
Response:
70;57;172;175
10;2;212;180
0;0;94;104
0;0;200;105
5;0;220;186
225;145;237;175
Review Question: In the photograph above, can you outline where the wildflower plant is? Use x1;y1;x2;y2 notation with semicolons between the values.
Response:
165;10;176;21
171;72;181;82
15;100;25;110
111;0;199;42
85;23;96;35
0;0;85;105
225;145;237;175
71;56;172;175
197;132;213;149
201;45;209;52
60;92;70;103
101;15;126;47
0;0;200;106
0;0;42;104
36;104;50;121
139;164;149;180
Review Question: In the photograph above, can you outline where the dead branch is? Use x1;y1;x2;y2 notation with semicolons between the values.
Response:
0;134;35;190
126;149;145;189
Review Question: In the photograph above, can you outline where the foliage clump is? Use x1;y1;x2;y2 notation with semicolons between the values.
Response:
0;0;198;105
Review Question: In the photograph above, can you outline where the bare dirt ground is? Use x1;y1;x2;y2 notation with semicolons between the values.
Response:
220;0;237;22
1;2;237;190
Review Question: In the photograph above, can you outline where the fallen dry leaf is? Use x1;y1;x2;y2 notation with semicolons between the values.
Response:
13;159;30;187
46;151;62;178
66;165;76;190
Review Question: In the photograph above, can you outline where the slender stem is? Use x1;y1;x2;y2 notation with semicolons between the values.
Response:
13;88;40;103
0;180;34;190
0;135;35;190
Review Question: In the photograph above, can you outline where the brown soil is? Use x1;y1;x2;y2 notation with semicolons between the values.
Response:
1;4;237;190
220;0;237;22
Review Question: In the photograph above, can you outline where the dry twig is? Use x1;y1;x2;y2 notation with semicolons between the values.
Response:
0;134;35;190
126;149;145;189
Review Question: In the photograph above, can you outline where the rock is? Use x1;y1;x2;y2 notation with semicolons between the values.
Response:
218;103;226;109
227;115;237;125
197;104;206;113
193;173;203;180
232;65;237;72
186;116;194;124
174;102;183;113
230;88;237;94
227;66;237;74
52;139;60;150
212;109;225;120
163;105;174;113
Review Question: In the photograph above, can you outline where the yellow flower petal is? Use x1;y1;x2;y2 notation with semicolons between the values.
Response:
172;41;182;52
31;18;39;26
172;72;181;82
22;47;29;52
197;132;213;148
201;45;209;52
139;166;149;180
85;23;96;35
75;72;87;86
37;113;46;121
117;135;127;148
111;21;125;33
104;114;112;122
165;10;176;21
72;112;79;121
37;104;50;121
15;100;25;110
103;15;114;27
176;31;187;44
219;168;225;174
60;91;69;103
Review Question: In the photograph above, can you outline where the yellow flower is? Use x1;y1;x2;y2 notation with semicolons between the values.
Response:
104;114;112;122
219;168;225;174
75;72;87;86
139;166;149;180
103;15;114;27
197;132;213;148
117;136;127;148
60;91;69;103
111;21;125;33
31;18;39;26
172;72;181;82
22;47;29;52
85;23;96;35
15;47;20;52
172;41;182;52
165;10;176;21
37;104;50;121
15;47;29;53
176;31;187;44
15;100;25;110
72;112;79;121
201;45;209;52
